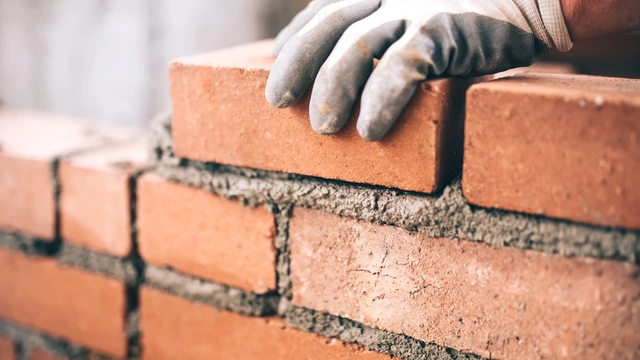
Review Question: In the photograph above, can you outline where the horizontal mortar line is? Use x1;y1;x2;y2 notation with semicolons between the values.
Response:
144;264;280;317
285;304;487;360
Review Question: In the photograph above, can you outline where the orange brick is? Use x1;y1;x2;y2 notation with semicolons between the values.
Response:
140;287;390;360
0;109;134;240
137;173;276;294
0;248;128;358
289;208;640;360
170;40;469;193
0;336;14;360
463;73;640;229
60;139;148;256
30;348;66;360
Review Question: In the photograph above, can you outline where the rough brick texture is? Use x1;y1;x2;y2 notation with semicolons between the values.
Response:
289;207;640;360
140;287;390;360
0;109;134;240
170;39;470;193
137;173;277;294
464;73;640;229
0;336;14;360
60;139;148;256
30;348;66;360
0;248;128;358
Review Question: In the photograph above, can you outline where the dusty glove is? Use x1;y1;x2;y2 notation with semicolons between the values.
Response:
265;0;573;141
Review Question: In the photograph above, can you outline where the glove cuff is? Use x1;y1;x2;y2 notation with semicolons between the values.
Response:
538;0;573;52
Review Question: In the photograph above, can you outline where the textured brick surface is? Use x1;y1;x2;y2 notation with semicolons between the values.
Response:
170;40;470;193
0;109;134;240
289;208;640;360
0;248;128;357
0;336;14;360
60;139;148;256
30;348;66;360
464;73;640;229
140;287;390;360
137;173;277;294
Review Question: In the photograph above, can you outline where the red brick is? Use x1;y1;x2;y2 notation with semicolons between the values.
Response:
30;348;66;360
463;73;640;229
60;139;148;256
0;109;135;240
170;40;470;193
289;207;640;360
137;173;276;293
0;248;128;358
140;287;390;360
0;336;14;360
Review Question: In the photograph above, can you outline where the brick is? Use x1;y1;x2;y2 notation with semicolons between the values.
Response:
289;208;640;360
30;348;66;360
170;40;470;193
0;109;134;240
137;173;276;294
463;73;640;229
140;287;390;360
0;336;14;360
0;248;128;358
59;139;148;256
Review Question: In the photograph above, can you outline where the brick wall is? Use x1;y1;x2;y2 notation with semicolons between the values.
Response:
0;40;638;359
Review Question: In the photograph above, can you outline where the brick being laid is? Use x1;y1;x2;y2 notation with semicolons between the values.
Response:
140;287;390;360
0;109;136;241
169;39;471;193
288;207;640;360
464;73;640;230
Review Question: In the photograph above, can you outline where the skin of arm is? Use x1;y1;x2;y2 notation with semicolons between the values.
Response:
560;0;640;41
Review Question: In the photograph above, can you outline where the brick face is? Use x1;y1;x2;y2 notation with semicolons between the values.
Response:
0;109;135;240
0;336;14;360
60;139;148;256
463;73;640;229
140;287;390;360
137;173;277;294
289;207;640;360
0;248;128;358
170;40;470;193
30;348;67;360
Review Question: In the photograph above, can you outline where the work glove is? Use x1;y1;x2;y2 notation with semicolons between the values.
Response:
265;0;573;141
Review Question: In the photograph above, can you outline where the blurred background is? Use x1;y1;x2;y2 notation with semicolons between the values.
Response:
0;0;308;127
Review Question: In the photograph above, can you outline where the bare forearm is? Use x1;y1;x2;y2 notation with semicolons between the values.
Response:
561;0;640;41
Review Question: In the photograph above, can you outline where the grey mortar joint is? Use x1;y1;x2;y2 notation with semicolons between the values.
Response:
0;231;57;256
0;319;87;360
150;113;640;264
144;265;280;317
283;305;485;360
274;205;293;300
57;243;138;285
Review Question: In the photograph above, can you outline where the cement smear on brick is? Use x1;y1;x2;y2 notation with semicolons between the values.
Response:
152;114;640;264
57;243;138;285
284;305;484;360
144;265;279;316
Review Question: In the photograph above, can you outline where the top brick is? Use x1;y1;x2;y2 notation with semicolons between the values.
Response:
169;40;471;193
464;73;640;230
0;109;135;240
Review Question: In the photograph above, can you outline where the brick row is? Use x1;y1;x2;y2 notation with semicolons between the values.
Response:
288;207;640;360
169;39;470;193
0;248;128;358
464;73;640;229
140;287;390;360
0;109;135;240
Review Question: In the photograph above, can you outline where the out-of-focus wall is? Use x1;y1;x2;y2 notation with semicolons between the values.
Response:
0;0;309;126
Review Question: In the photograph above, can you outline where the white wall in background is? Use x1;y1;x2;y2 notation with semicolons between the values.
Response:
0;0;308;126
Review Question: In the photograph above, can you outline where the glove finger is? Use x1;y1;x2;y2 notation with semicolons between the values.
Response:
265;0;381;109
273;0;346;56
309;13;405;134
357;28;434;141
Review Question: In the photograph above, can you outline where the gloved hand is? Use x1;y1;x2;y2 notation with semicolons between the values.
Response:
265;0;573;141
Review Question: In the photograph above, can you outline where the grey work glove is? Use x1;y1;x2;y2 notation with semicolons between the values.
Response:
265;0;573;141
